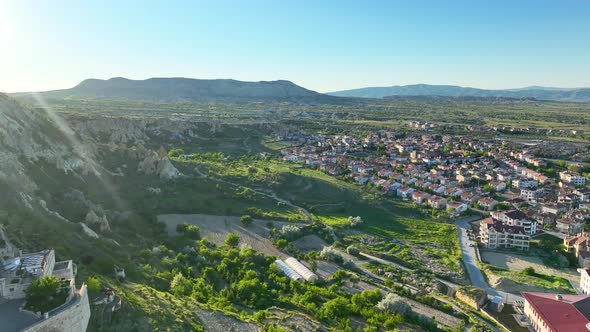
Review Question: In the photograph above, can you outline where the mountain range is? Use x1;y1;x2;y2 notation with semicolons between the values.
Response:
328;84;590;102
18;77;347;104
12;78;590;103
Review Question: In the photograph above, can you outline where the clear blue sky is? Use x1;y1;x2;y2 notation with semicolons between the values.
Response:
1;0;589;92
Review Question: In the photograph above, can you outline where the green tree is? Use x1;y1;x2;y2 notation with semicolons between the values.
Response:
225;233;240;247
86;276;101;294
170;272;192;296
25;276;68;313
240;215;253;226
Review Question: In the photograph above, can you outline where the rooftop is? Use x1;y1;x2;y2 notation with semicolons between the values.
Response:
522;292;590;332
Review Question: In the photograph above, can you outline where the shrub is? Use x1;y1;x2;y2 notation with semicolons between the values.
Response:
320;246;343;262
86;276;102;294
346;245;360;256
25;276;68;313
225;233;240;247
376;293;412;315
240;215;253;226
348;216;364;227
279;225;301;240
522;267;536;276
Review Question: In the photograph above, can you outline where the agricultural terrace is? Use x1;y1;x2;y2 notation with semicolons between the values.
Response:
170;152;463;277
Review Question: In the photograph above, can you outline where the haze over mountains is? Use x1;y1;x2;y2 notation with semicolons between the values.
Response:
329;84;590;102
13;77;590;104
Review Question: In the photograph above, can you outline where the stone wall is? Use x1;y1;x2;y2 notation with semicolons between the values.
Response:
23;284;90;332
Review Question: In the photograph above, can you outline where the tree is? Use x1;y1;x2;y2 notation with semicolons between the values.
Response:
176;223;201;239
522;267;536;276
225;233;240;247
170;272;192;296
25;276;68;313
376;293;412;316
240;215;253;226
86;276;101;294
346;245;360;256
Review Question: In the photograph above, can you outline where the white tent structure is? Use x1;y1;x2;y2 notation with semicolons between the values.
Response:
284;257;318;282
274;260;302;281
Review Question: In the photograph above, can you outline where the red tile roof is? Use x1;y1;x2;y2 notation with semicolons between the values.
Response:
521;292;590;332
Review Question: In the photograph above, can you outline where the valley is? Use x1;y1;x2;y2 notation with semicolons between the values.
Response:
1;90;589;332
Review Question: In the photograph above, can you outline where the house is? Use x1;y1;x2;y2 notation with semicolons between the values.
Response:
564;233;590;268
521;292;590;332
447;201;467;213
428;195;447;209
512;178;537;189
412;191;430;204
521;187;545;202
397;186;415;199
557;218;584;235
541;203;567;216
479;218;530;250
574;188;590;202
477;197;498;211
489;180;506;192
456;174;471;183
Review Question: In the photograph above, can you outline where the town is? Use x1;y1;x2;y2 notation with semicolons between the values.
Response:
278;121;590;331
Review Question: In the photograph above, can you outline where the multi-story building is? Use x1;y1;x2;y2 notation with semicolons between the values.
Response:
492;210;538;235
521;187;545;202
521;292;590;332
479;218;530;250
579;268;590;296
560;171;587;187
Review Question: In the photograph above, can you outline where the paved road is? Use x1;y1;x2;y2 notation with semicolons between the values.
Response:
456;216;524;304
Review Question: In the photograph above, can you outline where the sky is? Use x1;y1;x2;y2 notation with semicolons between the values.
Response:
1;0;590;93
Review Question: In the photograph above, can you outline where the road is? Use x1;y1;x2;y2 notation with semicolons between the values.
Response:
456;216;523;304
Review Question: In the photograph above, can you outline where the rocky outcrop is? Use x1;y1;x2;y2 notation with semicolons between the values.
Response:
137;149;181;179
85;210;111;232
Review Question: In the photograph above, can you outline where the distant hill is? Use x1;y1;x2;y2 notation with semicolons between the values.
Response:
21;77;351;104
328;84;590;102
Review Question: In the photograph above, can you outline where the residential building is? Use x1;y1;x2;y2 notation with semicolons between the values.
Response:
521;187;545;202
479;218;530;250
521;292;590;332
477;197;498;211
428;195;447;209
579;268;590;296
492;210;537;235
557;217;584;235
564;233;590;268
560;171;587;187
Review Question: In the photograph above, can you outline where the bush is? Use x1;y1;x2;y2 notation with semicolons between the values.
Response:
86;276;101;294
346;245;360;256
168;148;185;158
522;267;536;276
348;216;364;227
225;233;240;247
376;293;412;316
177;223;201;239
240;215;253;226
320;246;343;262
279;225;301;240
25;276;68;313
